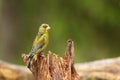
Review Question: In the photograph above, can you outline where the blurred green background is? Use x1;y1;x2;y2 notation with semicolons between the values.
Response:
0;0;120;65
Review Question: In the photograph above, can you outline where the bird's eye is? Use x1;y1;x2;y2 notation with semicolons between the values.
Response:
43;25;47;28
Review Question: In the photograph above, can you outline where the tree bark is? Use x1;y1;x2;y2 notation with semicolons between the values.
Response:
1;58;120;80
1;40;120;80
75;57;120;80
22;40;80;80
0;60;33;80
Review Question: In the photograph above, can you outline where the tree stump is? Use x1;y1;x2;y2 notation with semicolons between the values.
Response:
22;40;80;80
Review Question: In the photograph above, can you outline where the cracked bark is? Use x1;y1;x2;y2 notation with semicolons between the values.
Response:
22;40;80;80
1;40;120;80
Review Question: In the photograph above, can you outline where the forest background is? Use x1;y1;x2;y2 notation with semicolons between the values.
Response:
0;0;120;65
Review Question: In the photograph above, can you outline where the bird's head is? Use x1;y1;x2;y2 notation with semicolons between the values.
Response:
39;24;50;34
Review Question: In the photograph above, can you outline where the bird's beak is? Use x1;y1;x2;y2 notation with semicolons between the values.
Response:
46;26;51;30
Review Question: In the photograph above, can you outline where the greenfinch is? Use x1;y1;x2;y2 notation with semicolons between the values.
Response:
28;24;50;68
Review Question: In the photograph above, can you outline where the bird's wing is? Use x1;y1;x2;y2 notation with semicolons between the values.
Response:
30;34;46;54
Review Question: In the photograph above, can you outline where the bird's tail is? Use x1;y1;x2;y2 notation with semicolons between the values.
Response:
27;54;34;68
28;54;34;59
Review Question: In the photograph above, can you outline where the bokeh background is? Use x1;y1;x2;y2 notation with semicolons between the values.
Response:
0;0;120;65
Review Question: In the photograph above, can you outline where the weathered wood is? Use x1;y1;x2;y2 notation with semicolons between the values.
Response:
22;40;80;80
1;40;120;80
0;60;34;80
75;57;120;80
1;57;120;80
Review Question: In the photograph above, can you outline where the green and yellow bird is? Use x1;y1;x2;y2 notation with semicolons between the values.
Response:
28;24;50;68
